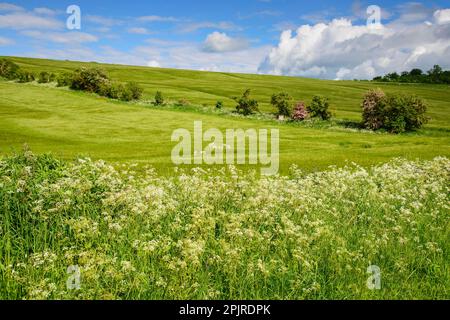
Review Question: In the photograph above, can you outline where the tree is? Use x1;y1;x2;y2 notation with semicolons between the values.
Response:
307;95;331;120
235;89;259;116
271;92;293;118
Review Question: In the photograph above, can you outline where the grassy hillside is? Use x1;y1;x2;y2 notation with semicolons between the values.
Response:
4;56;450;127
0;56;449;174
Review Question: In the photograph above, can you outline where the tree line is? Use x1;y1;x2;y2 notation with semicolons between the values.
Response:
373;65;450;84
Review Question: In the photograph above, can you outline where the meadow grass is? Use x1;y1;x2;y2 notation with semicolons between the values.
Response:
0;80;449;175
0;151;448;299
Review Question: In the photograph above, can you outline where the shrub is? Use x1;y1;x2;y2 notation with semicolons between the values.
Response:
292;101;309;121
361;89;428;133
70;67;110;93
307;95;331;120
16;71;35;83
154;91;164;105
362;89;386;130
215;101;224;109
381;94;428;133
235;89;259;116
124;82;143;101
271;92;293;118
56;73;73;87
38;71;52;83
0;59;20;79
106;83;122;100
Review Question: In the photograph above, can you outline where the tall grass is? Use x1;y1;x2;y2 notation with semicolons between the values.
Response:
0;150;448;299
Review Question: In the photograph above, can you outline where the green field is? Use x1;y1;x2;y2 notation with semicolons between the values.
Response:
0;56;449;174
0;57;449;300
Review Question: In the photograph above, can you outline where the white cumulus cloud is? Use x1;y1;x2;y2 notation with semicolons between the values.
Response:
203;32;249;52
259;11;450;79
434;9;450;25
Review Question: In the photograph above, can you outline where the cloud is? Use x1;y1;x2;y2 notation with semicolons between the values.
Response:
203;32;249;52
259;12;450;80
147;60;161;67
0;2;23;12
84;15;122;27
0;12;62;29
33;7;57;16
434;9;450;25
21;30;98;44
128;27;152;35
0;35;13;45
178;21;241;33
138;15;179;23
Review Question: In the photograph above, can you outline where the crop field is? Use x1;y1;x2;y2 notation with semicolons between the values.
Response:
0;57;449;300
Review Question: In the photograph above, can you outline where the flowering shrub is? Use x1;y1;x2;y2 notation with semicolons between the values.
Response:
292;101;309;121
0;151;448;300
361;89;428;133
362;89;385;130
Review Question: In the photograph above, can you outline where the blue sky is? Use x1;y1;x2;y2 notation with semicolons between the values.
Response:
0;0;449;79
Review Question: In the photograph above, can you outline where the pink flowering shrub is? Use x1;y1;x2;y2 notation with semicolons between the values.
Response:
292;101;309;121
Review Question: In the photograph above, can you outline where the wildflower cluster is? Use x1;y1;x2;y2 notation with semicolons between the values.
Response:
0;152;448;299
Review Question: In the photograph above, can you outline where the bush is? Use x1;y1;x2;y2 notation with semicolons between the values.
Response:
105;83;122;100
292;101;309;121
307;95;331;120
119;86;133;101
235;89;259;116
16;71;35;83
361;89;428;133
70;67;110;93
381;94;428;133
362;89;386;130
271;92;293;118
38;71;52;84
155;91;164;105
56;73;73;87
215;101;224;109
0;59;20;79
124;82;143;101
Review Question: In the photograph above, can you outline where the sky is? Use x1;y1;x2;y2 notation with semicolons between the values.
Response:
0;0;449;79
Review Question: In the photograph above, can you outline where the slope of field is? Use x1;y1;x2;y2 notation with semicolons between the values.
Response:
4;56;450;128
0;78;449;174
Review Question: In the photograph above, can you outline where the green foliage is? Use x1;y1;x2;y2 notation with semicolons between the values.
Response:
215;101;224;109
154;91;164;105
38;71;52;83
362;89;428;133
56;73;73;87
235;89;259;116
70;67;110;93
271;92;293;117
381;94;428;133
373;65;450;84
0;58;20;79
16;71;35;83
307;95;331;120
124;82;144;101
